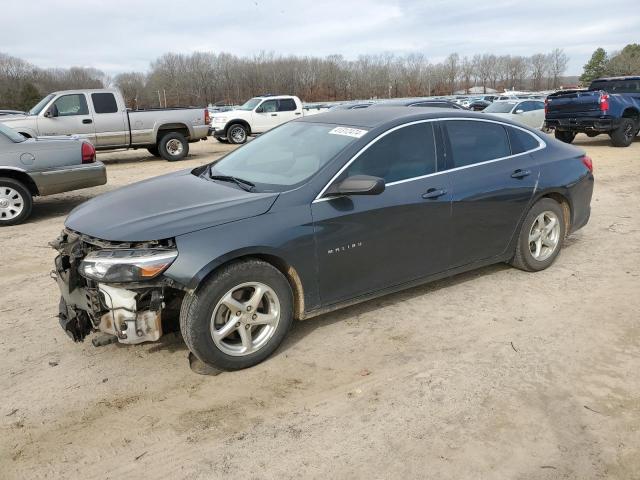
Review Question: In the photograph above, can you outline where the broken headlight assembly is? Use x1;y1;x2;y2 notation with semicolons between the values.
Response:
79;249;178;282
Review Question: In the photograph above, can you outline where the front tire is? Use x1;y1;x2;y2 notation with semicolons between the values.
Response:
0;178;33;226
147;146;161;157
158;132;189;161
554;130;576;144
609;118;636;147
180;259;294;371
227;124;248;144
511;198;565;272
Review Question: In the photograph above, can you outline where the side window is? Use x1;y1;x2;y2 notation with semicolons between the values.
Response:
258;100;277;113
507;127;541;155
445;120;510;167
341;123;437;184
277;99;297;112
52;94;89;116
517;101;535;112
91;93;118;114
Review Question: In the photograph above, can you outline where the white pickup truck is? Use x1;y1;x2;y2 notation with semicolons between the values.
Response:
0;89;210;161
210;95;308;144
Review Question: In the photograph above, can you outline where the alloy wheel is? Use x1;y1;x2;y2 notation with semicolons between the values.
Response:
210;282;280;356
166;138;184;156
230;126;246;143
528;211;561;261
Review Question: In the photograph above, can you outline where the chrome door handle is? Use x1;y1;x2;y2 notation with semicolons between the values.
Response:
422;188;447;199
511;169;531;179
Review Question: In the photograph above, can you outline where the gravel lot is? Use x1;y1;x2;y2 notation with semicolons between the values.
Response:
1;135;639;479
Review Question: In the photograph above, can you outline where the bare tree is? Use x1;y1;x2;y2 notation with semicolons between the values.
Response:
548;48;569;89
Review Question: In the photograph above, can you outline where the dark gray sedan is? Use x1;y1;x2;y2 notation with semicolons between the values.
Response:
0;124;106;225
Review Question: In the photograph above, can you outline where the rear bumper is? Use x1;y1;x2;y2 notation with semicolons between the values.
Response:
568;172;594;235
31;162;107;196
544;116;620;133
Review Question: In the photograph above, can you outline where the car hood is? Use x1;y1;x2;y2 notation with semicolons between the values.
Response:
65;169;279;242
212;109;249;119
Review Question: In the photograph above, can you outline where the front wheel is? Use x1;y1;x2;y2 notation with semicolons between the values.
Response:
180;259;294;370
554;130;576;144
511;198;565;272
147;146;161;157
227;124;248;144
609;118;636;147
0;178;33;226
158;132;189;161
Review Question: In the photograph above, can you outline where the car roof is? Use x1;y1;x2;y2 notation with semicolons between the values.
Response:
374;98;457;107
592;76;640;82
297;106;519;129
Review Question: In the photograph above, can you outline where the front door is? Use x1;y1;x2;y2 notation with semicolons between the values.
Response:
252;99;281;133
37;93;96;143
442;119;541;267
312;121;452;306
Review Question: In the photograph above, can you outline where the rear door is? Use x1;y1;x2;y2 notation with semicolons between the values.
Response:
90;92;127;147
312;121;452;305
276;98;300;124
443;119;541;267
36;93;96;142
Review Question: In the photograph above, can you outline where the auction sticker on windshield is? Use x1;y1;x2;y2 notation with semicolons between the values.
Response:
329;127;368;138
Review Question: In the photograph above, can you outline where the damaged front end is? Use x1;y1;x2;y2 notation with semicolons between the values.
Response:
50;229;184;345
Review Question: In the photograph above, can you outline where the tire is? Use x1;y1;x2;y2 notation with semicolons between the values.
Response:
216;137;229;144
511;198;566;272
554;130;576;144
147;146;161;157
158;132;189;161
585;131;599;138
0;177;33;226
227;123;248;144
180;259;294;371
609;118;636;147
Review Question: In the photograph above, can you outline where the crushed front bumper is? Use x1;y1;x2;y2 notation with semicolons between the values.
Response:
51;229;181;345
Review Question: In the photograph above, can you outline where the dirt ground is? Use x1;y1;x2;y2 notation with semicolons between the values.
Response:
1;134;639;479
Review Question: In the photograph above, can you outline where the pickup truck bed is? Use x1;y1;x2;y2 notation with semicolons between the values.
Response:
545;77;640;147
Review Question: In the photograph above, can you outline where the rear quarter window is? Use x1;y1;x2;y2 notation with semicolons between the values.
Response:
445;120;511;167
507;127;541;154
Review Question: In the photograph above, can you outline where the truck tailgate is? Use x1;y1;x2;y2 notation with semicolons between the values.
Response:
547;91;601;116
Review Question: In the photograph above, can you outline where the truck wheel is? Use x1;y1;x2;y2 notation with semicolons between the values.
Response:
180;259;294;371
227;124;248;144
510;198;565;272
0;177;33;226
216;138;229;144
554;130;576;144
609;118;636;147
147;146;161;157
158;132;189;161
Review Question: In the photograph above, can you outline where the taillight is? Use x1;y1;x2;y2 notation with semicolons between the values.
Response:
599;93;609;112
581;155;593;173
81;142;96;164
204;109;210;125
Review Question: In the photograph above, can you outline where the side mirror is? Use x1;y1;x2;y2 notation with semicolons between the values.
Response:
255;106;263;113
326;175;385;197
44;106;58;118
515;109;524;114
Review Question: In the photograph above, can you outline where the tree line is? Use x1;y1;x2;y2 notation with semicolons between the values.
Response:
580;44;640;84
1;49;573;110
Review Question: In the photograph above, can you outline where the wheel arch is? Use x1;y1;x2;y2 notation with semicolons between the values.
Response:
224;119;251;135
0;168;39;195
187;249;306;320
622;107;639;120
533;190;572;237
155;123;191;143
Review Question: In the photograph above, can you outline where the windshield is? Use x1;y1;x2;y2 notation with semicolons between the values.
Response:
484;102;517;113
237;98;263;111
28;94;55;115
0;123;26;142
210;122;363;191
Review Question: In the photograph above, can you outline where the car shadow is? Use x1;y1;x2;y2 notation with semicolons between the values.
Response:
277;262;511;355
29;191;110;223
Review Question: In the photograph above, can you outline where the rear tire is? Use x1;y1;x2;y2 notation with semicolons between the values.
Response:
0;177;33;226
158;132;189;161
227;124;248;144
511;198;565;272
554;130;576;144
180;259;294;371
609;118;636;147
147;146;161;157
216;138;229;144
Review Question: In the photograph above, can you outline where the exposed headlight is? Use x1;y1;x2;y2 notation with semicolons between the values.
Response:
214;117;227;123
79;249;178;282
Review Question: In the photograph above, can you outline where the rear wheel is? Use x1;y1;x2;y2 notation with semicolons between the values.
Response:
609;118;636;147
227;124;248;144
180;259;294;370
511;198;565;272
158;132;189;161
0;177;33;226
216;137;229;144
554;130;576;144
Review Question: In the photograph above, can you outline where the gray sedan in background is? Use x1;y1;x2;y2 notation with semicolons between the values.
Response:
0;124;106;225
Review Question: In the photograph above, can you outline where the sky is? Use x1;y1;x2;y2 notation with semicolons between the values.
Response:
2;0;638;76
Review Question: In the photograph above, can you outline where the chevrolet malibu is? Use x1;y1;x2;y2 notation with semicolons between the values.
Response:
51;108;594;370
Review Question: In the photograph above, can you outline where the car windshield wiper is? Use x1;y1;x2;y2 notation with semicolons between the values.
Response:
209;172;255;192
